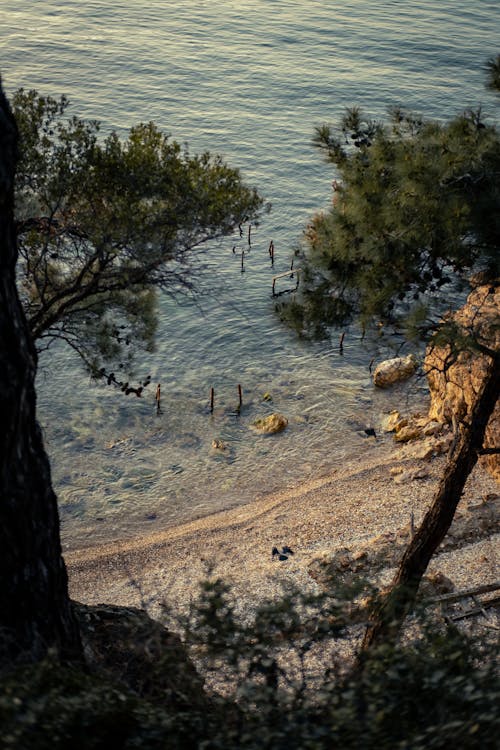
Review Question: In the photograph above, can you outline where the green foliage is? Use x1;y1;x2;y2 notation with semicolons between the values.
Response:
485;54;500;93
181;575;355;701
334;628;500;750
12;88;264;375
180;578;499;749
0;658;200;749
0;583;498;749
284;70;500;337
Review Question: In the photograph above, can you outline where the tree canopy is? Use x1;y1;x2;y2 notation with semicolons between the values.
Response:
285;56;500;650
281;56;500;337
12;89;264;376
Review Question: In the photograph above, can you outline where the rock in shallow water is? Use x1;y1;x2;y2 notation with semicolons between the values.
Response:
373;353;418;388
251;413;288;434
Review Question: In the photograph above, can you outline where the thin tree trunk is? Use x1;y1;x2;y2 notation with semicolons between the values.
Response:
361;352;500;651
0;86;82;665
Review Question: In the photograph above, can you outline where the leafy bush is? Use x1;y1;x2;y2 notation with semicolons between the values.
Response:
0;582;498;749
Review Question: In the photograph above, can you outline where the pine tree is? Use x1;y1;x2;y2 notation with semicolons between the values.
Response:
0;86;82;665
12;89;264;377
288;58;500;650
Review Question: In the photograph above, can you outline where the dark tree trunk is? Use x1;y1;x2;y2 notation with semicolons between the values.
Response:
361;352;500;651
0;86;82;664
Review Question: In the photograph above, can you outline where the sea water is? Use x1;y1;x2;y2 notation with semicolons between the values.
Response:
1;0;499;550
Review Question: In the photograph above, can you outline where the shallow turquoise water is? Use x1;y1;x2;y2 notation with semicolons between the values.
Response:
1;1;499;549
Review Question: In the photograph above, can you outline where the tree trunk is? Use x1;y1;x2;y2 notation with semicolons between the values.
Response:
0;86;82;664
361;351;500;651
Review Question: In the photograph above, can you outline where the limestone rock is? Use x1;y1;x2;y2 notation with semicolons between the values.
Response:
383;411;407;432
425;284;500;481
422;420;443;437
393;432;453;461
373;353;418;388
386;409;452;457
393;424;423;443
251;413;288;434
392;467;429;484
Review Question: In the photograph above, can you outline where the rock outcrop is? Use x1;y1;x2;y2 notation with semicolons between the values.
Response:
424;284;499;481
74;603;207;709
382;410;454;461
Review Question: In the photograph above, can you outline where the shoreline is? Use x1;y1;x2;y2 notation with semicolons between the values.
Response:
65;440;391;564
66;437;500;619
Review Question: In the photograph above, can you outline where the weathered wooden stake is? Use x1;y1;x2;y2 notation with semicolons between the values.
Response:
238;384;243;408
155;383;161;415
269;240;274;263
339;332;345;353
210;387;215;414
241;250;245;271
248;224;252;245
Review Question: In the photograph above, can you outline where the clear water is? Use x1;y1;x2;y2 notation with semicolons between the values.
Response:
1;1;499;550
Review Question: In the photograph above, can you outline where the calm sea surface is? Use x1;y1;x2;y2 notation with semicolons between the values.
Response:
1;1;499;550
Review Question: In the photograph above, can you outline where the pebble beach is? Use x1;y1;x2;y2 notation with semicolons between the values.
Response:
67;435;499;626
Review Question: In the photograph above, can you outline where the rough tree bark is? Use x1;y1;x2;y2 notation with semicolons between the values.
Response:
0;85;82;664
361;350;500;651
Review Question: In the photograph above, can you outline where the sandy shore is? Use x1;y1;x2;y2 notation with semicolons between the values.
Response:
66;435;499;623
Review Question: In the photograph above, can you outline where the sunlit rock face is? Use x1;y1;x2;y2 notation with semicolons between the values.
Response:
425;284;500;482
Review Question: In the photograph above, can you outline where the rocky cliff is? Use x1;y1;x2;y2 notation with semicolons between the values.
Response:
425;283;499;481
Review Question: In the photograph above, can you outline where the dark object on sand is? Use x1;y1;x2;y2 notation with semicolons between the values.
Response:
272;545;295;561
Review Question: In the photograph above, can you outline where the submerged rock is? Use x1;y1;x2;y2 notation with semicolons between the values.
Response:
211;439;229;451
251;413;288;434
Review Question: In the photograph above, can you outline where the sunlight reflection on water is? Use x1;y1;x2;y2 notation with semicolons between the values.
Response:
1;0;498;548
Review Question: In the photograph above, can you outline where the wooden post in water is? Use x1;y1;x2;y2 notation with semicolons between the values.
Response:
238;384;243;409
241;250;245;272
339;332;345;354
155;383;161;415
210;387;215;414
248;223;252;245
269;240;274;264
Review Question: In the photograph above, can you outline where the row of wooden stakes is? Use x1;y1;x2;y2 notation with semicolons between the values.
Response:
154;383;244;416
